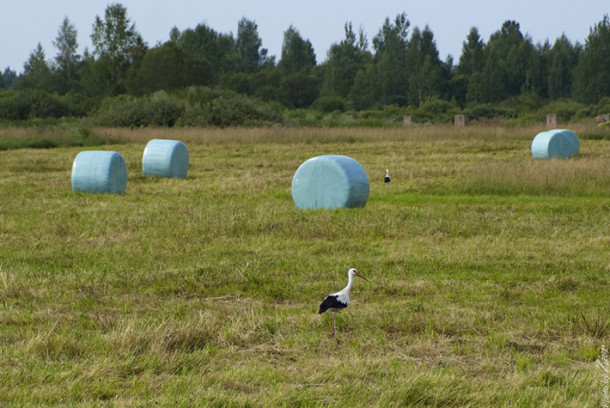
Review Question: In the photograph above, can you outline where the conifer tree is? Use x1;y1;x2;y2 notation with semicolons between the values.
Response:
573;15;610;104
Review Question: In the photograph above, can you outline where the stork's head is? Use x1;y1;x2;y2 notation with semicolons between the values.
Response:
348;268;368;281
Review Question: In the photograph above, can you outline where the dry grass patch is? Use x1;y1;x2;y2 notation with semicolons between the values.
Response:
463;155;610;195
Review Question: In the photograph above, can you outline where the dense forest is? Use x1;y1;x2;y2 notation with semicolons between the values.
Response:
1;4;610;127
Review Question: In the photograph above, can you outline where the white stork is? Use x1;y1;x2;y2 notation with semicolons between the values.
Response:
318;268;368;335
384;169;391;183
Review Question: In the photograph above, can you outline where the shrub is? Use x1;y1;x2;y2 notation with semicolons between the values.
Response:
146;92;183;127
283;109;321;126
91;94;183;127
180;86;231;107
177;92;284;127
466;104;517;120
420;98;456;115
351;109;389;127
30;93;71;119
594;97;610;116
0;90;30;120
175;104;208;127
220;73;251;95
500;94;542;114
61;92;93;117
504;112;541;127
573;107;595;121
206;94;283;127
539;98;588;122
0;90;72;120
312;96;346;113
418;98;460;124
92;95;146;127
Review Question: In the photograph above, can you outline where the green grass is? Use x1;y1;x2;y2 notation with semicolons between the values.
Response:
1;125;609;407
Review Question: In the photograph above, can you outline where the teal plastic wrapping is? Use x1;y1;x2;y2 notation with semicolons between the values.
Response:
531;129;579;159
71;151;127;194
291;155;369;210
142;139;189;178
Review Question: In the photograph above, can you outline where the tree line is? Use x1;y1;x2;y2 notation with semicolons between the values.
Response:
1;3;609;125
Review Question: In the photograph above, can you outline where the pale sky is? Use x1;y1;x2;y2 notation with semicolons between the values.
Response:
2;0;608;74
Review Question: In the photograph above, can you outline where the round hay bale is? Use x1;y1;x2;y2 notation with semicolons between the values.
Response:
291;155;369;210
142;139;189;178
531;129;579;159
71;151;127;194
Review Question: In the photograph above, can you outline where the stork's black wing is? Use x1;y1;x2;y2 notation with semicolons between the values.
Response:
318;295;347;314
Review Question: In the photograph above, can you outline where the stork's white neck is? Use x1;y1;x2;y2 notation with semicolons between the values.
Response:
340;270;355;294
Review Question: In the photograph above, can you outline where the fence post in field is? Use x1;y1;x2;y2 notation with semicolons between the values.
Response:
546;114;559;127
454;114;468;127
403;116;417;125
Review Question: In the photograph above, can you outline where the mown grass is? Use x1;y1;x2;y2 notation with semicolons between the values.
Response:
1;125;609;407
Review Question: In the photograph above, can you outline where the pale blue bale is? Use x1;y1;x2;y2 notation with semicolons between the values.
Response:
291;155;369;210
531;129;579;159
142;139;189;178
71;151;127;194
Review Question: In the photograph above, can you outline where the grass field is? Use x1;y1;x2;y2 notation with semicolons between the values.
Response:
1;125;609;407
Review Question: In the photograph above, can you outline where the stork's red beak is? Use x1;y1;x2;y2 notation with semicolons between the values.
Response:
355;271;368;281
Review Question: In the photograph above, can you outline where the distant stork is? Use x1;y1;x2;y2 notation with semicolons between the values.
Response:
318;268;368;335
384;169;391;183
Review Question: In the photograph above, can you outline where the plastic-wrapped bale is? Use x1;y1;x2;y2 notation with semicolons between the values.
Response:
71;151;127;194
291;155;369;210
531;129;579;159
142;139;189;178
